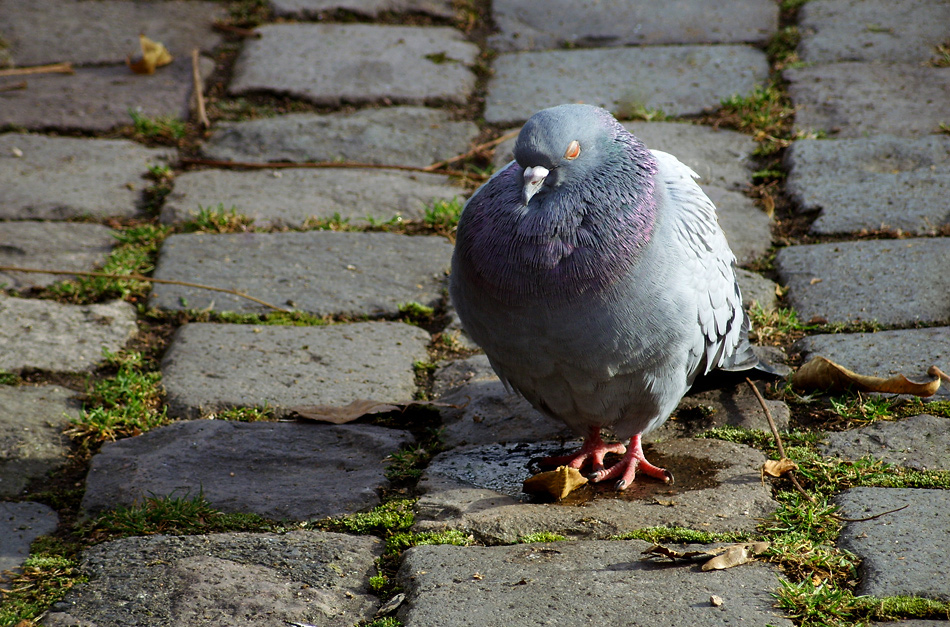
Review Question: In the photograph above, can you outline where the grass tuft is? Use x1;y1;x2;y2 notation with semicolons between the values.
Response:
128;107;187;141
0;539;86;626
182;204;256;233
318;499;416;536
423;198;463;237
518;532;567;543
385;529;476;555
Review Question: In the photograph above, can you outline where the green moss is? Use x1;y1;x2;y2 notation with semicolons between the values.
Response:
318;499;416;536
385;529;475;555
518;532;567;543
128;107;187;141
212;405;275;422
611;526;751;544
0;370;22;385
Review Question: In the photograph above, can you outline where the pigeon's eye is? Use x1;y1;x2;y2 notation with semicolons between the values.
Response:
564;140;581;160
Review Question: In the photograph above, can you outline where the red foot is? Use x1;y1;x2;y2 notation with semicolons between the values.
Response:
588;434;673;490
540;426;626;475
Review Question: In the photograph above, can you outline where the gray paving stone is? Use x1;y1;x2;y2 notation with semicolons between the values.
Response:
415;438;774;542
786;63;950;139
0;0;224;67
160;168;464;227
0;134;174;220
493;121;760;192
705;186;772;265
149;231;452;316
201;107;479;168
775;238;950;326
484;45;769;124
821;414;950;470
161;322;430;418
786;136;950;236
836;487;950;600
270;0;456;19
0;56;214;132
798;0;950;64
0;222;115;290
41;531;381;627
0;385;78;498
737;268;780;310
490;0;777;52
794;327;950;399
0;297;138;373
82;420;413;520
230;24;478;106
398;541;792;627
0;501;59;581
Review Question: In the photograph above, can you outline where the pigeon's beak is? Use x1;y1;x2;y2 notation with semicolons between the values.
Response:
522;166;549;205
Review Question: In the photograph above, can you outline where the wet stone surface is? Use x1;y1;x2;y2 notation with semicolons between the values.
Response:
41;531;382;627
82;420;413;520
397;540;793;627
836;488;950;601
201;107;479;168
149;230;452;316
160;322;430;418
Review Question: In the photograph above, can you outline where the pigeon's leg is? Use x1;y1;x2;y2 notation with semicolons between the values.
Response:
588;434;673;490
540;426;626;474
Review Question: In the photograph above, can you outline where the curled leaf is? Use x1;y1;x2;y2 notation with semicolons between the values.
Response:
762;458;798;478
701;542;770;571
522;465;587;500
127;34;173;74
641;545;717;563
791;356;940;397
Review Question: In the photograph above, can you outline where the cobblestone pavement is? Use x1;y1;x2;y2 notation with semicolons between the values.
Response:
1;1;949;626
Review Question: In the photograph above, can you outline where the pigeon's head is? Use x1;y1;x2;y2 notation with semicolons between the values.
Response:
513;104;622;205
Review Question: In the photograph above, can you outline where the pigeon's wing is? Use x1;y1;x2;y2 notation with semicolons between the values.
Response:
650;150;759;380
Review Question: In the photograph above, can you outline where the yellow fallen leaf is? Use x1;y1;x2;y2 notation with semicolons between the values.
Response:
791;356;940;397
522;465;587;500
127;34;173;74
762;458;798;478
701;542;770;571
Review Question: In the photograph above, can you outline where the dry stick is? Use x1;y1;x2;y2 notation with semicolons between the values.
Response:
212;21;262;38
191;49;210;129
179;157;484;180
0;266;290;313
0;81;27;92
423;129;521;172
746;377;817;503
0;62;73;77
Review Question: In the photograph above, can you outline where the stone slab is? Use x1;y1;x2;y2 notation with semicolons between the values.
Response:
484;45;769;124
798;0;950;64
0;297;138;373
821;414;950;470
0;0;224;67
0;385;79;497
705;186;772;266
793;327;950;399
270;0;456;18
398;541;792;627
0;57;213;132
775;238;950;326
160;322;430;418
230;24;478;106
836;487;950;600
41;531;381;627
786;136;950;236
201;107;479;168
0;222;115;290
82;420;413;520
786;63;950;139
160;168;464;227
737;268;780;310
490;0;777;52
493;121;760;192
0;134;175;220
0;501;59;580
415;438;774;543
149;231;452;316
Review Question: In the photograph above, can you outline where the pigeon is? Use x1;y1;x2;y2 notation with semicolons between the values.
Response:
449;103;764;490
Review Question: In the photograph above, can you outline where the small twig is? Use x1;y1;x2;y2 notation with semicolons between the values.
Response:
0;265;290;313
0;81;27;92
213;21;262;38
747;377;817;503
0;62;73;77
179;157;486;180
191;49;210;129
423;129;520;172
835;504;909;523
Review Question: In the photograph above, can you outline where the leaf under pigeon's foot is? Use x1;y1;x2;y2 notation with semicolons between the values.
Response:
539;427;626;475
589;434;674;490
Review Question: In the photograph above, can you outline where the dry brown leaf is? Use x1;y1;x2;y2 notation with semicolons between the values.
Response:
127;34;173;74
791;356;941;397
929;365;950;384
522;465;588;500
641;545;717;562
702;542;770;571
762;457;798;478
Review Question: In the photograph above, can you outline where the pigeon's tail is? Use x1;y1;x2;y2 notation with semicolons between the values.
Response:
718;314;760;373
